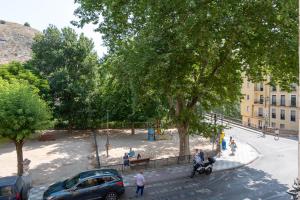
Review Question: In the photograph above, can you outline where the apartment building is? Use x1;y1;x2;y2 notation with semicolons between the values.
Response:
240;78;298;134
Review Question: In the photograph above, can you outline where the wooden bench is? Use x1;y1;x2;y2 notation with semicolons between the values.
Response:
38;133;56;141
129;158;150;168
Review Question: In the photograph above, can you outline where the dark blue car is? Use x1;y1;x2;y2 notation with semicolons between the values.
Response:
43;169;125;200
0;176;30;200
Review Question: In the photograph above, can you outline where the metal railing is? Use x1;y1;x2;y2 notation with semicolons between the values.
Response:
98;150;216;173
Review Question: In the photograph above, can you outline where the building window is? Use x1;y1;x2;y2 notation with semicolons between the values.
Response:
280;109;285;120
258;108;263;117
259;83;263;91
259;95;264;104
247;81;250;88
291;95;296;107
280;95;285;106
272;85;276;91
280;124;285;129
258;120;263;129
272;95;276;105
247;118;251;126
271;122;276;128
271;108;276;119
247;106;249;112
247;95;250;100
291;110;296;122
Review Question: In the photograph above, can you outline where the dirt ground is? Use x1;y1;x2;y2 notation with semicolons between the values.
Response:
0;129;212;186
0;131;92;186
96;129;213;165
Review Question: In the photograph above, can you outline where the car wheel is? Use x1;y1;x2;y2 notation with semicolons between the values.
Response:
205;167;212;175
105;191;118;200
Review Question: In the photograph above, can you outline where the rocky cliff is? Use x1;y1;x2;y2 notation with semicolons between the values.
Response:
0;20;39;64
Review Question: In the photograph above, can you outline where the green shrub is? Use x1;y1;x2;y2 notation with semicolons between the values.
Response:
24;22;30;27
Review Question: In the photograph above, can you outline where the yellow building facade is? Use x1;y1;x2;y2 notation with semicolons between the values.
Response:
241;78;298;134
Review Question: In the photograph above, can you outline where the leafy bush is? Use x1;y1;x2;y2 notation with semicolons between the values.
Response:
24;22;30;27
0;20;6;24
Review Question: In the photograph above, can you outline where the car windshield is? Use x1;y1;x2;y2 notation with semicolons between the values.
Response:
64;175;80;189
0;186;13;197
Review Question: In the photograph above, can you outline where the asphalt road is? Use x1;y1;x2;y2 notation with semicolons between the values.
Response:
122;124;297;200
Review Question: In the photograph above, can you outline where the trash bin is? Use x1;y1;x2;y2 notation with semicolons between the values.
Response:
148;128;155;141
222;139;226;150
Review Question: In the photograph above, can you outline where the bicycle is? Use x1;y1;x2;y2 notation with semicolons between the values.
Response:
257;129;266;138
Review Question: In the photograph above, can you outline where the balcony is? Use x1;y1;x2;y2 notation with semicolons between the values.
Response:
254;87;264;92
255;113;264;118
254;100;264;104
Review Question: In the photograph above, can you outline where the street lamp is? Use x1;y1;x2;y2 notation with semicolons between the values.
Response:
105;110;110;157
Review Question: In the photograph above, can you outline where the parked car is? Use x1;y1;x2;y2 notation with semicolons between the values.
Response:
43;169;125;200
0;176;30;200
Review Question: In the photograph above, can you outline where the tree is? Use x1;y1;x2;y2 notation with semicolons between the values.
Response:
29;26;100;129
24;22;30;27
0;61;50;101
98;55;169;123
0;79;52;175
74;0;297;155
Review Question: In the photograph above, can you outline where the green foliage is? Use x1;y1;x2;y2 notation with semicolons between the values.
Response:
0;79;53;141
97;55;169;123
74;0;297;155
213;102;242;120
0;137;9;145
29;25;100;128
0;61;50;100
24;22;30;27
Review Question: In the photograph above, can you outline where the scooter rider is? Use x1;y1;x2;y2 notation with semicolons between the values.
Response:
194;149;204;170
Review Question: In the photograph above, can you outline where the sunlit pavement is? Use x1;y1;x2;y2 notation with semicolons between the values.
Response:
121;125;296;200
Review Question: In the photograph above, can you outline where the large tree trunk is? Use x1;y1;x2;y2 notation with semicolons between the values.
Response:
177;125;190;156
174;97;191;157
131;122;135;135
14;140;24;176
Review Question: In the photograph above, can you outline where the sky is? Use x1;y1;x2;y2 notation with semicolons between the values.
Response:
0;0;107;57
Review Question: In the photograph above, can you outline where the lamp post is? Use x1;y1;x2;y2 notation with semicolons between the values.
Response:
105;110;110;157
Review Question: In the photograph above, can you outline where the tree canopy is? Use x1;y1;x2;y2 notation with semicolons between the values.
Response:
74;0;298;155
0;79;52;175
29;26;100;129
0;61;50;100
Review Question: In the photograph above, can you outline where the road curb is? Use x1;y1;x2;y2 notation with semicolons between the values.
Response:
212;141;260;173
124;140;260;187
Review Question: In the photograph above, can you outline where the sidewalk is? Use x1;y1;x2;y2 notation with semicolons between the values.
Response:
28;138;258;200
122;137;259;187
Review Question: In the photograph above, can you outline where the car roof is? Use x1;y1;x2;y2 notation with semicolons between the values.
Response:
79;169;120;180
0;176;18;187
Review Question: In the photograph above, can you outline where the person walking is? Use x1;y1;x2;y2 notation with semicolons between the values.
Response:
135;171;145;197
123;153;129;167
229;139;237;155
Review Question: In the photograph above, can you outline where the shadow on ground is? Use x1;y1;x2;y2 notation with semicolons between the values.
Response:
122;166;291;200
0;131;93;185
